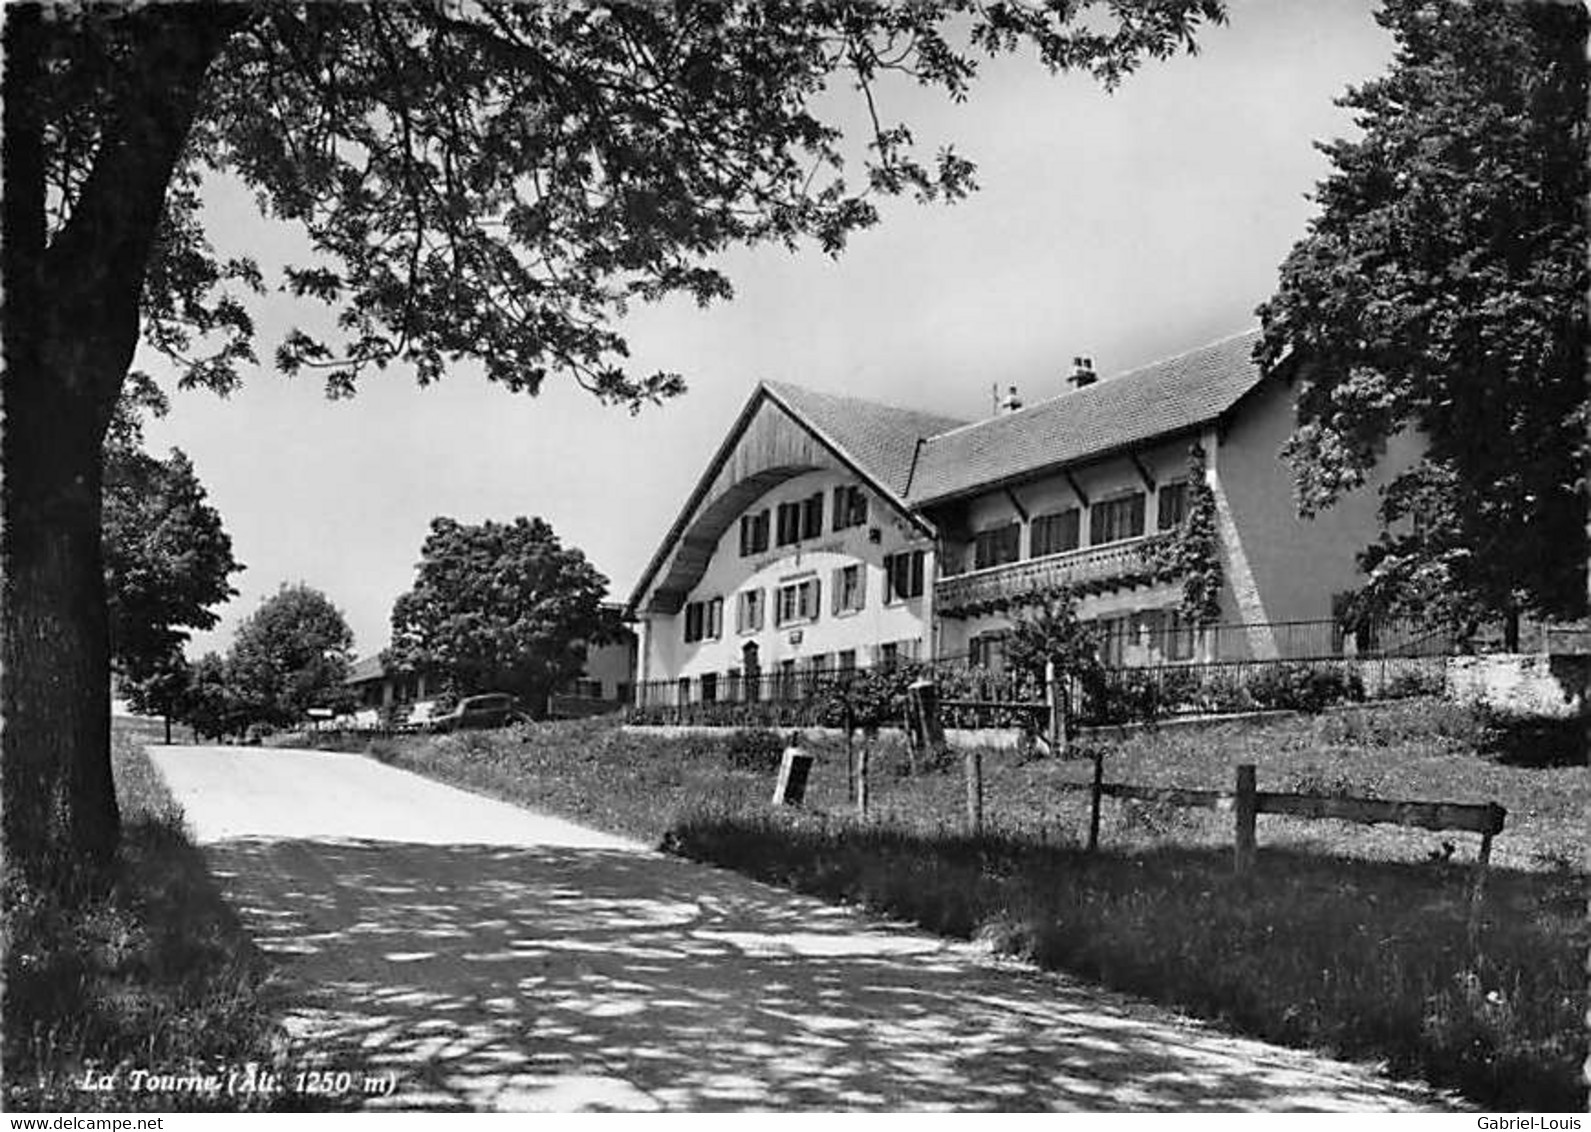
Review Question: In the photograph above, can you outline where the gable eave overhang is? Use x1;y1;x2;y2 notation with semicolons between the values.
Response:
909;421;1217;512
626;384;771;615
626;384;938;618
759;384;938;541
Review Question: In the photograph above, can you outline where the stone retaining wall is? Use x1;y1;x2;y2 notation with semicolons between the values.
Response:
1445;653;1587;718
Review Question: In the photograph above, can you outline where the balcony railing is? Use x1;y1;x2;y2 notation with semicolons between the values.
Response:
935;534;1171;618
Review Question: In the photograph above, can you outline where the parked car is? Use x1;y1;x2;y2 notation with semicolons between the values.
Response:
425;693;525;733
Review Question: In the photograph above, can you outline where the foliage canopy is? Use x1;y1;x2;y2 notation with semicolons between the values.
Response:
3;0;1223;878
102;377;241;688
1255;0;1587;632
388;516;616;713
226;582;355;728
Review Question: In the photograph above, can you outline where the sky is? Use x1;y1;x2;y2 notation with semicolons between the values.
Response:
139;0;1396;663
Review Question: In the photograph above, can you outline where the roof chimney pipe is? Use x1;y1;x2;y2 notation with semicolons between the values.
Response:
1068;355;1096;389
997;384;1023;414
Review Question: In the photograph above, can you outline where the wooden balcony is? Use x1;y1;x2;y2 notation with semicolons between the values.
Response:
935;534;1173;619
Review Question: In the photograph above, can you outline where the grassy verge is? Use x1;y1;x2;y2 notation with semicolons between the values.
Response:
666;812;1584;1111
307;701;1585;1110
2;720;351;1112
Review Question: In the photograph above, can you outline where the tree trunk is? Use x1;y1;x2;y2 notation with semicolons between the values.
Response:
1;4;248;886
2;385;121;877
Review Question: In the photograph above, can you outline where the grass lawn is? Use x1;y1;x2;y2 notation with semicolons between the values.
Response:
309;698;1585;1111
2;718;358;1113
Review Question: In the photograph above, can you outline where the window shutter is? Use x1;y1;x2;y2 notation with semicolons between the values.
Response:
911;550;925;597
858;564;867;608
811;577;821;620
831;569;842;614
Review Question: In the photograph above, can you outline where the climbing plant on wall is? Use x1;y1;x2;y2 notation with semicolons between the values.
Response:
1142;444;1223;625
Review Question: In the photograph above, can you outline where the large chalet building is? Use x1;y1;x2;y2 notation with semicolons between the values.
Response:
626;330;1420;700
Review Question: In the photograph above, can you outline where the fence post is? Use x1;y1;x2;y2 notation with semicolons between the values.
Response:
965;747;983;837
1466;804;1502;944
907;678;948;775
1234;763;1257;875
905;679;928;767
856;741;870;820
1087;746;1103;852
845;703;857;804
1046;660;1069;758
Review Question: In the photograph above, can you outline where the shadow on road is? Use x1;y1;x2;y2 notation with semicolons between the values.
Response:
203;836;1448;1112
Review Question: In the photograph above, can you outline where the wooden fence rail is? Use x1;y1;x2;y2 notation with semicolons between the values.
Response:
1060;761;1505;933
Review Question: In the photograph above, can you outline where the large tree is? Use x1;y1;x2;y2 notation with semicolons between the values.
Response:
1254;0;1587;644
226;582;355;730
103;377;241;688
1;1;1223;881
389;516;615;716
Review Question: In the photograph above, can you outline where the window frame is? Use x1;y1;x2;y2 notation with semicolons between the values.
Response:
801;492;824;540
973;522;1022;570
775;501;802;547
1030;508;1081;558
739;509;770;556
1089;491;1147;546
774;576;821;627
833;563;866;614
831;484;868;531
1157;480;1191;532
736;588;765;634
883;549;926;603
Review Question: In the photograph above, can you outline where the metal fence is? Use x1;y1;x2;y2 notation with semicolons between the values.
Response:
626;617;1457;730
1072;654;1447;727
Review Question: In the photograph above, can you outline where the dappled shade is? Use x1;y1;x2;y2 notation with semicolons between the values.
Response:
200;835;1453;1112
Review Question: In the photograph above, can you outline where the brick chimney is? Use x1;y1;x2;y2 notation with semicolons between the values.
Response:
1068;356;1096;389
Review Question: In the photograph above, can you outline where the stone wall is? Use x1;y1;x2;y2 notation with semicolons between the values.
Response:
1445;653;1587;718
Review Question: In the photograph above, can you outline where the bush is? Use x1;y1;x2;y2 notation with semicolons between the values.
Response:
1157;666;1203;713
1246;663;1362;714
1199;669;1254;714
1083;668;1161;724
1387;665;1446;699
725;728;786;772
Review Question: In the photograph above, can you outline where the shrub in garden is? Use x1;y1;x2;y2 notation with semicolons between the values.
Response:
1246;663;1361;714
1387;664;1446;699
1199;668;1254;714
725;728;786;772
1157;666;1203;714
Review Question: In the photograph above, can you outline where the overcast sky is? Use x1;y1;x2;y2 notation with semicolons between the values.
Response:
139;0;1395;662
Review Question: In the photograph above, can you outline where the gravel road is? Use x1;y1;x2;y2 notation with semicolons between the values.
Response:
150;744;1461;1113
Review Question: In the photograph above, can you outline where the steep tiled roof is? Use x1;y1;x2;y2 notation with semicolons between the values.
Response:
762;381;967;498
906;330;1265;505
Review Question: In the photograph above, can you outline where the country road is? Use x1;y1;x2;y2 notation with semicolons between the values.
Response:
150;744;1461;1113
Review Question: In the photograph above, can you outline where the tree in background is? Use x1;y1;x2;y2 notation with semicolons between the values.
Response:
182;651;243;742
389;517;614;717
226;583;354;731
3;0;1223;879
120;649;192;746
103;375;241;694
1255;0;1587;646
